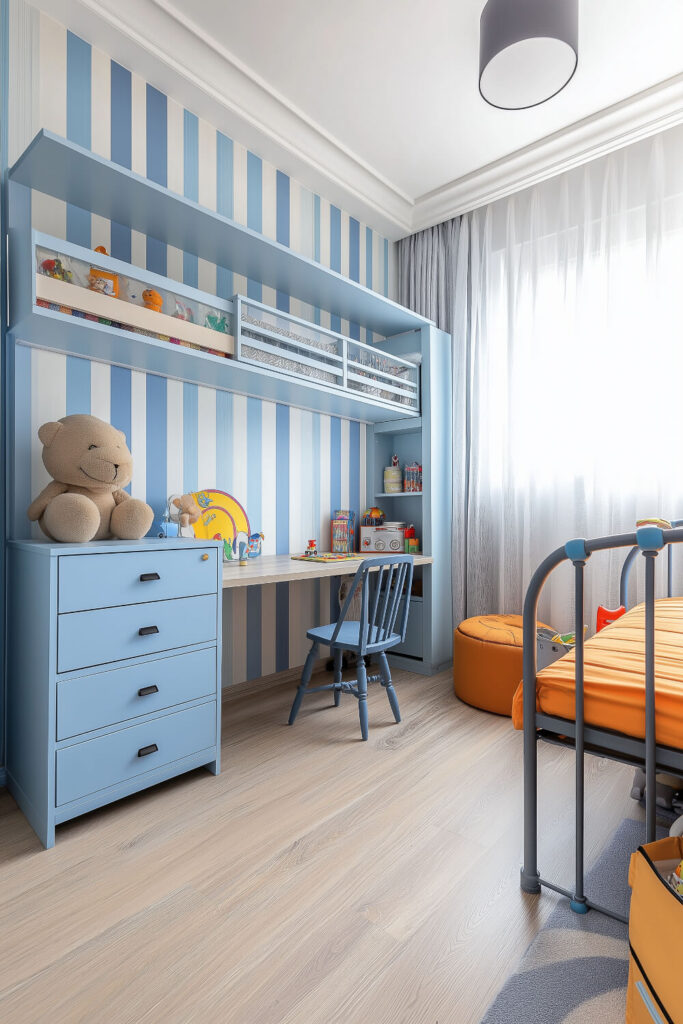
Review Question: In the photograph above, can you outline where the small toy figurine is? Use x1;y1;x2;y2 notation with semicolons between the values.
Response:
667;859;683;896
247;532;264;558
40;257;73;283
204;312;228;333
391;454;399;468
143;289;163;312
167;492;202;538
304;539;317;557
234;530;249;566
174;300;194;322
171;493;202;529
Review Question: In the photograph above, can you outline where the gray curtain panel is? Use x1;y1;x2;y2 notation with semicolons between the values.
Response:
398;218;470;627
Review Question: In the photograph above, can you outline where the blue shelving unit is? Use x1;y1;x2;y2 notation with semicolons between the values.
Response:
6;128;453;680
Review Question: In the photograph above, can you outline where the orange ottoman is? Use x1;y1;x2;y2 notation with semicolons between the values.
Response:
453;614;548;717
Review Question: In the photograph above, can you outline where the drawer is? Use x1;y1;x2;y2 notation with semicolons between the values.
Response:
57;595;217;673
58;547;218;612
56;700;216;806
57;647;217;740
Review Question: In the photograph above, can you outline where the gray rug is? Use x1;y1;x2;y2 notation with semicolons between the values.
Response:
481;818;664;1024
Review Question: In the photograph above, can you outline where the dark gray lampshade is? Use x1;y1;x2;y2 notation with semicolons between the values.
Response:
479;0;578;110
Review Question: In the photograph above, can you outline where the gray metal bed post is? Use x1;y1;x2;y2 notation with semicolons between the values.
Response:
619;546;638;609
520;544;569;894
566;539;590;914
641;536;659;845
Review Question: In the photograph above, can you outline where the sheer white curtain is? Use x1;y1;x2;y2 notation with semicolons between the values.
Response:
400;123;683;633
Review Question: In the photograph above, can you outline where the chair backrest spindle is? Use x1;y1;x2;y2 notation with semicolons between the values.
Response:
330;555;414;655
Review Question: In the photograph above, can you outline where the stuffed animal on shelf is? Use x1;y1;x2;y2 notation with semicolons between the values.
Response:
171;493;202;529
27;414;154;543
142;289;163;312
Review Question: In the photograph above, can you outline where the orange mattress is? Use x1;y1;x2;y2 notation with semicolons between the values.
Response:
512;598;683;750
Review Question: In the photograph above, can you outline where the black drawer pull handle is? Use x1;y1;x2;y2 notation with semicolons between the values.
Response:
138;625;159;637
137;743;158;758
139;572;160;582
138;684;159;697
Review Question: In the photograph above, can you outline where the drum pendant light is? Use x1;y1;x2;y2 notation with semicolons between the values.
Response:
479;0;578;110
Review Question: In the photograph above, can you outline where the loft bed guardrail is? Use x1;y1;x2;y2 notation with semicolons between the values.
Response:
521;524;683;923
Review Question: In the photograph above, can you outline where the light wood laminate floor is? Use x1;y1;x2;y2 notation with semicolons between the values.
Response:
0;668;636;1024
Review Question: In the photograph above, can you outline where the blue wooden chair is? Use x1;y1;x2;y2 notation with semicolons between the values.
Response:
288;555;414;740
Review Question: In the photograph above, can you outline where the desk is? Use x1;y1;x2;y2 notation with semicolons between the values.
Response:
222;553;433;589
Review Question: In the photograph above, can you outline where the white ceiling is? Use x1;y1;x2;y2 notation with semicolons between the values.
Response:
30;0;683;237
165;0;683;201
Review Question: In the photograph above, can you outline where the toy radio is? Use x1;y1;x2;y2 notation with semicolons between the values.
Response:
360;523;405;553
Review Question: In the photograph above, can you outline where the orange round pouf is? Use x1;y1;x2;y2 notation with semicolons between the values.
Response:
453;613;548;717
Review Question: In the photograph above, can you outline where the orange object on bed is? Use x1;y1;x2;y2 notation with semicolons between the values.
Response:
511;597;683;749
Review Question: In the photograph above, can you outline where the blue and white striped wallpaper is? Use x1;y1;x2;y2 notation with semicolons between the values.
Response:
8;5;393;685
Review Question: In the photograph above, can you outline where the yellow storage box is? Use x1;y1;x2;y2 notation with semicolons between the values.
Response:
627;836;683;1023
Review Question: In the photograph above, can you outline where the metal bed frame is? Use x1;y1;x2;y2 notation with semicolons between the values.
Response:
521;523;683;922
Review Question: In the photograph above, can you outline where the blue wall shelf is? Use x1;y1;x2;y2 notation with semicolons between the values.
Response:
10;131;432;337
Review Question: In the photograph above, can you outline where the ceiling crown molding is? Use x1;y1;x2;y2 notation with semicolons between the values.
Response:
24;1;683;241
26;0;416;236
412;72;683;233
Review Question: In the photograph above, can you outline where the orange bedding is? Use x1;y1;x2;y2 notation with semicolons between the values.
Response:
511;598;683;749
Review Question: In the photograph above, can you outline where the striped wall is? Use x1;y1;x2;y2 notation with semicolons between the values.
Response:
8;3;390;686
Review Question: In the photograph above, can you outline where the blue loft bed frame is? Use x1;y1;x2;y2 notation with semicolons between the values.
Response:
520;523;683;923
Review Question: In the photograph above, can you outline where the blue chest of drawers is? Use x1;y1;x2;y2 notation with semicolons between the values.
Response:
6;539;222;848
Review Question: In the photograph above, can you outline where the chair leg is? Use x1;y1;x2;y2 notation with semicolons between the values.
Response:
288;642;319;725
357;655;369;741
333;648;342;707
379;652;401;724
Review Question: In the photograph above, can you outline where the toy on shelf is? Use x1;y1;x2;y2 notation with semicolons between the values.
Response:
27;414;154;543
142;288;163;312
596;604;626;632
40;257;73;283
174;299;195;322
361;521;406;553
384;460;402;494
188;488;263;563
304;539;318;557
88;246;119;297
159;493;203;539
331;510;356;554
362;507;385;526
247;532;264;558
205;312;228;333
403;462;422;493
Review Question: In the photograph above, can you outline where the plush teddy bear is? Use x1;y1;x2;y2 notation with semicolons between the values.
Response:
27;414;154;543
171;493;202;529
